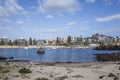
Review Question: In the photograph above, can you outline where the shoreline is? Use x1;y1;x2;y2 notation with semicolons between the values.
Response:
0;45;91;49
1;60;120;64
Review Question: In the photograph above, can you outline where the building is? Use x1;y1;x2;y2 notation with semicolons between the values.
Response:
46;36;52;45
18;37;27;46
0;36;9;45
91;33;114;45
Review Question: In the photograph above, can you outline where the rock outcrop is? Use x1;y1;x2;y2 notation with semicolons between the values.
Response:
95;52;120;61
95;45;120;50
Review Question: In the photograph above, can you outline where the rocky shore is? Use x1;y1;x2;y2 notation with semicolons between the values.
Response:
95;45;120;50
95;52;120;61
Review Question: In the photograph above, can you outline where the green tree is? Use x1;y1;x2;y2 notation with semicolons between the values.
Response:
29;37;32;45
33;39;37;45
13;39;18;45
56;37;60;45
1;39;4;46
67;36;72;44
15;39;18;45
8;40;12;46
25;41;28;46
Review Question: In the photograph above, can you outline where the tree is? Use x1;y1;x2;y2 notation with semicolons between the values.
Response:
33;39;37;45
84;38;90;46
56;37;60;45
1;39;4;46
13;39;18;45
8;40;12;46
67;36;72;44
25;41;28;46
15;39;18;45
29;37;32;45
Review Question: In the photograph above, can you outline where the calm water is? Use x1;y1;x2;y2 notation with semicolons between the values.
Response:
0;48;120;62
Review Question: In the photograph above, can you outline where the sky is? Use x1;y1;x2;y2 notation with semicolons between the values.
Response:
0;0;120;40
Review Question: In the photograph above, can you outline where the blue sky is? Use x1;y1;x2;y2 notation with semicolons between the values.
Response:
0;0;120;40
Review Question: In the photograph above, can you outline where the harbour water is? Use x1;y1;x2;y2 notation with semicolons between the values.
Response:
0;48;120;62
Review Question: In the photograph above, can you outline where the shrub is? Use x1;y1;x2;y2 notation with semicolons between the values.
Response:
55;75;68;80
72;75;84;78
19;68;32;74
0;69;9;73
35;77;49;80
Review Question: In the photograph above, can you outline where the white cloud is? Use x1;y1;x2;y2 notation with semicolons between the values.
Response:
45;14;53;19
103;0;112;6
38;0;81;13
64;21;77;29
97;26;120;34
0;18;12;23
86;0;95;3
37;28;60;33
0;0;25;17
57;13;63;16
0;26;13;31
95;14;120;22
16;20;24;24
0;5;8;17
79;27;89;31
66;21;77;26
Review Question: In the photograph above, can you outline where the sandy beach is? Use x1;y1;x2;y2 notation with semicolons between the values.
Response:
0;61;120;80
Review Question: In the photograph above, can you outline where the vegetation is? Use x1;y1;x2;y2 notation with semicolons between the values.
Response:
35;77;49;80
0;69;9;73
72;75;84;78
8;40;12;46
67;36;72;44
5;61;9;65
0;66;9;73
56;37;60;45
19;68;32;74
55;75;68;80
0;39;4;45
33;39;37;45
29;37;32;45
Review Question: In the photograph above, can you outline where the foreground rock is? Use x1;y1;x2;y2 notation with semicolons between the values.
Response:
0;56;7;60
0;56;14;60
95;52;120;61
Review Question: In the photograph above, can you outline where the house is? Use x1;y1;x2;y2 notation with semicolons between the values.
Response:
18;37;27;46
0;36;9;45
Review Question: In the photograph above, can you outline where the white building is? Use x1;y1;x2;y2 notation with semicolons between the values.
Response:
0;36;9;45
18;37;27;46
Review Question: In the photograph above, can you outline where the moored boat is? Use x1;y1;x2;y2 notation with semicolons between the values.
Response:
24;47;29;49
37;48;45;54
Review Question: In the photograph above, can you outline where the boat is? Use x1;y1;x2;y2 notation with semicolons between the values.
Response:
51;46;58;49
37;48;45;54
24;47;29;49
